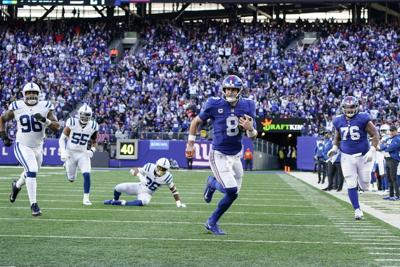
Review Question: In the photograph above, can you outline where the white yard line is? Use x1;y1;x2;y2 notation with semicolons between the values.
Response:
0;206;322;216
0;233;398;246
0;217;332;227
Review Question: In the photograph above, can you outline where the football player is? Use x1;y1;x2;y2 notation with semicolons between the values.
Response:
185;74;257;235
0;82;60;216
103;158;186;208
59;104;98;205
328;96;379;220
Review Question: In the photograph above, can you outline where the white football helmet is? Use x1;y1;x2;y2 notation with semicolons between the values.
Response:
22;82;41;106
155;158;170;176
380;124;390;137
78;104;93;125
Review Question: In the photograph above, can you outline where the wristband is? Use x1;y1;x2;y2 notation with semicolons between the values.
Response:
90;147;96;153
246;128;257;138
45;119;52;126
369;146;376;152
188;134;196;142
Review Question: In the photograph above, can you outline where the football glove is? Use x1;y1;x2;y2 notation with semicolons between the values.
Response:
0;131;12;147
87;147;96;158
33;113;46;123
60;152;67;162
176;200;186;208
363;146;376;163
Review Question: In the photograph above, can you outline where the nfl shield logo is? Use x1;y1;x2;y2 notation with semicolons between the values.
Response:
218;109;223;114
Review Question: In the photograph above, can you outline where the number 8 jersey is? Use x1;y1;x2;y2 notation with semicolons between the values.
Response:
333;112;371;155
9;100;54;148
65;117;99;151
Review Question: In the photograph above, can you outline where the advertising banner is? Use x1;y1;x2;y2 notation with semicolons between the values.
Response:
257;118;307;133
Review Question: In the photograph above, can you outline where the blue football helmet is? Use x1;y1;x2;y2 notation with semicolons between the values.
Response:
222;75;243;103
341;96;359;118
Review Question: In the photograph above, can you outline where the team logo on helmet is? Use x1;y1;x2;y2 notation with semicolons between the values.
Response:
222;75;243;103
341;96;359;118
22;82;41;106
155;157;170;176
78;104;93;125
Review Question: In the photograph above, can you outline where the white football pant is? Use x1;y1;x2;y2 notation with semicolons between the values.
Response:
209;148;243;191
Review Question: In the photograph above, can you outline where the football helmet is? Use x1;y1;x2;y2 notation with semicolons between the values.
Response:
380;124;390;137
341;96;359;118
78;104;92;125
22;82;41;106
155;158;170;176
222;75;243;103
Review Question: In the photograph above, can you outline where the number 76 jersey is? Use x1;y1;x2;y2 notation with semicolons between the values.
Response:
333;112;371;155
66;117;98;152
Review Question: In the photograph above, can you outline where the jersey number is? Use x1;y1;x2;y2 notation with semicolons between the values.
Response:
20;115;43;133
146;177;160;191
71;133;90;145
340;126;361;141
226;116;239;137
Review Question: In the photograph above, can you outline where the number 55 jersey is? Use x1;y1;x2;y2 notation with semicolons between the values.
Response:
65;117;98;152
10;100;54;148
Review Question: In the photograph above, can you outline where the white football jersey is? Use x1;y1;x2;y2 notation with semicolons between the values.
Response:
9;100;54;148
138;163;174;194
65;117;99;152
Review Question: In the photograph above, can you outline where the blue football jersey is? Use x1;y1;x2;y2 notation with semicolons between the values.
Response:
199;97;256;155
333;112;371;155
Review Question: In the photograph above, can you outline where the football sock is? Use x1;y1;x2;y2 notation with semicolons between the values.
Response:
25;172;37;205
213;178;226;194
16;172;26;188
83;172;91;194
113;190;121;200
125;200;143;206
208;187;238;225
348;187;360;209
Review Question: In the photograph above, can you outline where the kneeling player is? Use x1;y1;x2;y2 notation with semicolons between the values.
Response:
104;158;186;208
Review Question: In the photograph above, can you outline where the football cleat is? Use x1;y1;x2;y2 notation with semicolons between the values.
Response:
204;222;225;235
103;199;126;205
31;203;42;217
204;176;216;203
354;208;363;220
9;180;21;203
103;199;114;205
83;199;92;206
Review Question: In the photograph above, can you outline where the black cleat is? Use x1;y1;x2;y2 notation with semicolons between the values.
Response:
9;180;21;203
31;203;42;217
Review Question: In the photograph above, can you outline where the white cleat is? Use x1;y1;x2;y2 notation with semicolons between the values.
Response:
83;200;92;206
354;208;364;220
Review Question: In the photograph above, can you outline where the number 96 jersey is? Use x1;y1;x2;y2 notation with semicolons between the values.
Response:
66;117;98;152
9;100;54;148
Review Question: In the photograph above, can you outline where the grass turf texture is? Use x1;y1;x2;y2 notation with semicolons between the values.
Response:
0;168;399;267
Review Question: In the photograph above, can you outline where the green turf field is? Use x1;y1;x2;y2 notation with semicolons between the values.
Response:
0;167;399;267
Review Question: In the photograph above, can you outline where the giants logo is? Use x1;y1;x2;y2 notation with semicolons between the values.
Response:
193;143;211;167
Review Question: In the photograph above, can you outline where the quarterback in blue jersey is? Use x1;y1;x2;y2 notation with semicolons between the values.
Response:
328;96;379;220
185;75;258;235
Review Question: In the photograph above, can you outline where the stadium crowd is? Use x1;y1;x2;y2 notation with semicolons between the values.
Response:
1;20;400;143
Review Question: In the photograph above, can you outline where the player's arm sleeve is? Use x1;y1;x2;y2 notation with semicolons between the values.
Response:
198;99;213;122
139;163;151;176
59;127;71;155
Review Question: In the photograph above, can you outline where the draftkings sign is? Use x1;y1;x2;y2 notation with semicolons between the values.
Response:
257;118;307;133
